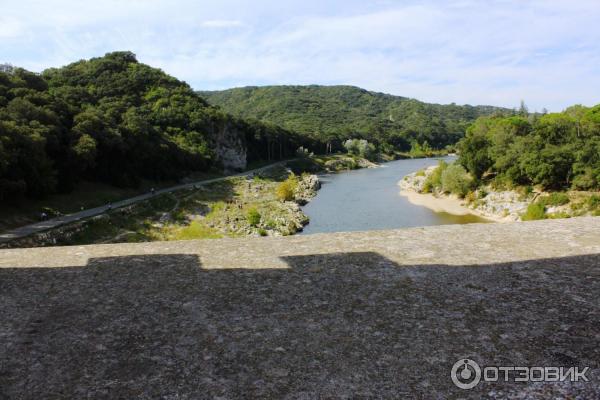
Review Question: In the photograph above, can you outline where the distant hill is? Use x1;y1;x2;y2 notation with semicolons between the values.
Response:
0;52;512;205
0;52;313;203
199;85;510;150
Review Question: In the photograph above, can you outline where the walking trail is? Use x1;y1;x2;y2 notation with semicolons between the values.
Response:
0;161;288;244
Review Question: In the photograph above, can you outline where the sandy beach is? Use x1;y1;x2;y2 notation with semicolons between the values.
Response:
399;189;505;222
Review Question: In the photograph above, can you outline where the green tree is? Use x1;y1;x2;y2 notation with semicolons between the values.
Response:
457;105;600;191
458;127;491;179
72;134;97;169
518;100;529;117
441;163;473;197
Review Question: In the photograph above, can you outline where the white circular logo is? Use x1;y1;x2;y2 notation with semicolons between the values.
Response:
451;358;481;389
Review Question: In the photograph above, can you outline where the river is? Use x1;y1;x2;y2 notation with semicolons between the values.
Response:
301;157;488;235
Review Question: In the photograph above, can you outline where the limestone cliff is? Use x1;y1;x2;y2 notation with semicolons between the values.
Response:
211;121;247;171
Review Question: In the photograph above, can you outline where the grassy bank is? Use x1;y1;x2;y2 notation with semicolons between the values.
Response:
4;153;381;247
56;165;317;246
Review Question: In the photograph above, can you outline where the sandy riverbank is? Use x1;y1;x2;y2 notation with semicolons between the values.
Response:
399;189;506;223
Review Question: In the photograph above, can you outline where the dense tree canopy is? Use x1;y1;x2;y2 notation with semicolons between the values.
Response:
6;51;588;207
199;85;509;152
0;52;316;203
458;105;600;190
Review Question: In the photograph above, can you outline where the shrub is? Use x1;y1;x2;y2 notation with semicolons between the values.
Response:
441;163;474;198
296;146;313;158
409;141;434;158
464;191;476;204
246;208;261;226
360;142;377;161
422;161;447;193
522;203;546;221
489;176;506;191
547;212;571;219
571;168;597;190
258;228;268;236
538;192;570;207
324;158;357;171
276;174;299;201
516;185;534;201
343;139;377;160
588;195;600;210
343;139;359;155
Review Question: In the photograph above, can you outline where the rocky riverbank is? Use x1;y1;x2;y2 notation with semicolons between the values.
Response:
3;165;321;248
92;166;321;243
399;166;519;221
312;154;379;172
1;154;381;248
400;165;600;222
325;156;378;171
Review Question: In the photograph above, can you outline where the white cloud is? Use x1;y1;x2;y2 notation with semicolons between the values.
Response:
1;0;599;111
200;20;244;28
0;17;23;38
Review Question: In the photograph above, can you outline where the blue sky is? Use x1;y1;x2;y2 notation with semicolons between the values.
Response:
1;0;599;111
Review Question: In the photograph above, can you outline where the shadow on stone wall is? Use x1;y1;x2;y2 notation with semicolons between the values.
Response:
1;252;599;399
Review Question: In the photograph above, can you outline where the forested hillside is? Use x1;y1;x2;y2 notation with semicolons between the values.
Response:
458;105;600;190
200;85;509;151
0;52;316;203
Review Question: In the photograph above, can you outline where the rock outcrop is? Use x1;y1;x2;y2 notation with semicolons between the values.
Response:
399;166;435;192
294;174;321;205
401;167;530;221
212;121;247;171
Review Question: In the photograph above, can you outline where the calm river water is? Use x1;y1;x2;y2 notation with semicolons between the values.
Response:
301;157;488;235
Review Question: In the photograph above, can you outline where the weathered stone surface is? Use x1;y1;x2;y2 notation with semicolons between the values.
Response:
294;174;320;206
1;217;599;398
212;122;247;171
